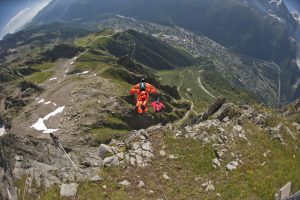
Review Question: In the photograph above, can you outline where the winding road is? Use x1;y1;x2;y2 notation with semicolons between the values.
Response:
175;68;217;126
197;70;216;99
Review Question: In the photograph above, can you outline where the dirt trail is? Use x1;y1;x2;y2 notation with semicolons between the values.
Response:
197;70;216;99
175;70;198;126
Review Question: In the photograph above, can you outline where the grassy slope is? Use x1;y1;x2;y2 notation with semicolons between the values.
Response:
158;62;258;113
90;29;197;70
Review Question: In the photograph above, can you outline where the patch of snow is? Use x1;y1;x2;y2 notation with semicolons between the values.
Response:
43;106;65;120
0;124;6;137
31;118;47;131
31;106;65;133
44;101;51;105
117;14;126;19
8;49;16;53
70;62;74;65
49;77;57;81
291;11;300;24
269;0;282;6
65;69;69;73
76;71;89;75
38;99;45;103
53;102;57;106
116;14;136;22
268;14;284;23
43;128;59;134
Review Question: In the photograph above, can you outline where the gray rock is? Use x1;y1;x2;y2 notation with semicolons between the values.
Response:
119;180;130;186
146;124;162;132
129;157;136;165
212;158;221;168
103;156;119;166
132;142;140;150
123;134;138;147
149;190;155;194
15;155;23;162
226;164;236;171
99;144;114;159
202;97;226;120
136;129;149;139
159;150;166;157
205;181;215;192
163;173;170;180
136;155;143;166
141;142;152;152
168;154;178;159
60;183;78;198
138;181;145;188
142;151;154;158
116;152;124;159
90;175;101;182
292;122;300;131
233;125;243;133
226;161;239;171
268;126;286;144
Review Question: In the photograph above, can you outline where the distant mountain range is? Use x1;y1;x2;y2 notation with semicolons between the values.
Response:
29;0;297;62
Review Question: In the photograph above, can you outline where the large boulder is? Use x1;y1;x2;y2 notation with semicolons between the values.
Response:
60;183;78;198
202;97;226;121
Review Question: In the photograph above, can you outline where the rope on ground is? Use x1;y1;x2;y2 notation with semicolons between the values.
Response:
6;187;12;200
57;140;78;169
50;133;77;169
150;171;169;200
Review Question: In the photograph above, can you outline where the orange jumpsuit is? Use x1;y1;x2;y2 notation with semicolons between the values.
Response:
130;83;157;114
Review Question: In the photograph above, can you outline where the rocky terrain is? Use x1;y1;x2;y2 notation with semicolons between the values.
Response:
1;95;299;199
0;14;299;200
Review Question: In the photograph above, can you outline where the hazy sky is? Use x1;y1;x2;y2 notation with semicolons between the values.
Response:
0;0;52;40
284;0;300;12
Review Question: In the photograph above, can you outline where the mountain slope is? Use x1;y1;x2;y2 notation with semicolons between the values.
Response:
89;29;197;69
30;0;297;63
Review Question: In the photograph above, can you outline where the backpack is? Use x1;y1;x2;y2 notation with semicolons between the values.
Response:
140;82;146;91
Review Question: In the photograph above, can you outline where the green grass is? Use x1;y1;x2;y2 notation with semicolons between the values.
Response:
77;173;128;200
90;127;130;144
74;51;116;72
158;65;259;113
200;66;258;105
213;122;300;200
40;185;60;200
158;67;212;113
32;62;54;70
25;71;54;84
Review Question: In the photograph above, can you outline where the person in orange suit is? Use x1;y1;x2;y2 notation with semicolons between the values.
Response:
130;78;157;114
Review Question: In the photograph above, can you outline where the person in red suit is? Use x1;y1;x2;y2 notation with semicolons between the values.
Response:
130;78;157;114
150;98;165;113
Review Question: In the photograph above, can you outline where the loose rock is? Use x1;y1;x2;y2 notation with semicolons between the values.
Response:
60;183;78;198
119;180;130;186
